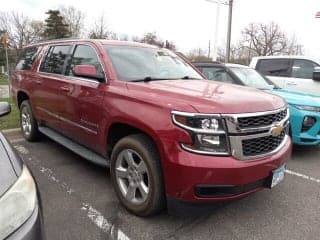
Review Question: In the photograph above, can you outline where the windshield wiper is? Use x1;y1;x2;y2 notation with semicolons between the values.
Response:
130;76;203;82
181;76;202;80
130;77;168;82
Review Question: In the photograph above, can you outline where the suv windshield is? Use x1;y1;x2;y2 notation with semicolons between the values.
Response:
104;45;203;81
229;67;276;90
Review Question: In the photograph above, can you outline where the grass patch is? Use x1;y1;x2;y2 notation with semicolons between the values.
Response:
0;75;10;85
0;97;20;130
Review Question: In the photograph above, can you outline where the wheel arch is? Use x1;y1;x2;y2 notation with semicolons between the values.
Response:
106;121;165;163
17;91;30;109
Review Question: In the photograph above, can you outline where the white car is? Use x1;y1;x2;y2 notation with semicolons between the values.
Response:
250;56;320;95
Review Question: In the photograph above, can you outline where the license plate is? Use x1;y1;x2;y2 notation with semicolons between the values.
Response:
271;165;286;188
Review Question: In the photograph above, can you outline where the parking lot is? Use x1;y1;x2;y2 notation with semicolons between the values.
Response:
4;130;320;240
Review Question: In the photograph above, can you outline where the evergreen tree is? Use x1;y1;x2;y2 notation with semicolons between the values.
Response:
43;10;70;39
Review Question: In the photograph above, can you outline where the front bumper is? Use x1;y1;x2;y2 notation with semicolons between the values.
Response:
162;136;292;202
6;203;44;240
290;106;320;145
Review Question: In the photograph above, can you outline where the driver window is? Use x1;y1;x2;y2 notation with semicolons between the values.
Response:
291;59;317;79
66;45;104;78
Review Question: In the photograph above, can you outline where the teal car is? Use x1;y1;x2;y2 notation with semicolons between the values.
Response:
193;62;320;145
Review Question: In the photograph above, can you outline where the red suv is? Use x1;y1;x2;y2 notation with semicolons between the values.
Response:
12;39;291;216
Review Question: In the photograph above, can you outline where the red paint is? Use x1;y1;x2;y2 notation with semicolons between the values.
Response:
11;39;291;203
73;64;97;76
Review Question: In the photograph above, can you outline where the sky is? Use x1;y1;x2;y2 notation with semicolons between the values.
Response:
3;0;320;57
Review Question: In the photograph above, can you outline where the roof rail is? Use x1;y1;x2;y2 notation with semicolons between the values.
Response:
34;37;83;44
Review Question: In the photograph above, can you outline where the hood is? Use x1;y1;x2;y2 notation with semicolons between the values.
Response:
271;88;320;107
126;79;286;114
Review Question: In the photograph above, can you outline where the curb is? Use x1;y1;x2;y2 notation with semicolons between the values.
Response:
2;128;20;133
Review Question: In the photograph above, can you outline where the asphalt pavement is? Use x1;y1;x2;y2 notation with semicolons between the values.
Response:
4;130;320;240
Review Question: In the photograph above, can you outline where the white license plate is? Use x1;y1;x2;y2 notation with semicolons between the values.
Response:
271;165;286;188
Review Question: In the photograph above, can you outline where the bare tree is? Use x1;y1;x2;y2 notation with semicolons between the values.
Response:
88;14;117;39
59;6;85;37
186;48;212;62
25;20;45;44
285;34;304;55
134;32;176;50
241;22;303;57
140;32;163;47
0;11;44;52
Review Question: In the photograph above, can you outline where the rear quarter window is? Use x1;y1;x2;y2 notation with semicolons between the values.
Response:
15;47;39;70
256;59;291;77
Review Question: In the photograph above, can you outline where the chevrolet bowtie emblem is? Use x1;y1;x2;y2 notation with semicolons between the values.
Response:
270;123;284;137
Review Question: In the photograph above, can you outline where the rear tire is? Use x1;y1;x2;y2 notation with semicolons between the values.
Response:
20;100;39;141
110;134;165;217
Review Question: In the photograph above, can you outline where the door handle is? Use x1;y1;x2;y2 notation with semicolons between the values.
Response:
60;86;70;92
35;80;42;85
286;82;297;86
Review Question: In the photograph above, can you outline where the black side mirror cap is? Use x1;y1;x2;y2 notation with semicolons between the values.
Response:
313;68;320;81
0;102;11;117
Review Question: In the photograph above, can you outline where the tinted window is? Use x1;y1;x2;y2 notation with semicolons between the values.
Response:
256;59;291;77
104;46;202;81
201;67;234;83
291;59;318;79
16;47;38;70
66;45;104;78
40;45;71;74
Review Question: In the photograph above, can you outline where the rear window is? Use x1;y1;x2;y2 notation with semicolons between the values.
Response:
15;47;39;70
256;59;291;77
39;45;72;74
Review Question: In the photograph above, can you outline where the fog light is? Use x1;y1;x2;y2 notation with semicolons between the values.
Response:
302;116;316;132
197;134;220;145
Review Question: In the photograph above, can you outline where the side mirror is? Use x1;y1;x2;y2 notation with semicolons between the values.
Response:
0;102;11;117
73;65;105;81
313;67;320;81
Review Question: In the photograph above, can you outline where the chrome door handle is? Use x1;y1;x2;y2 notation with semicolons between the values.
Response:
286;82;297;86
35;80;42;85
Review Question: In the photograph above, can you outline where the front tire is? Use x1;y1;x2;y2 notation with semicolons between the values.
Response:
20;100;39;141
110;134;165;217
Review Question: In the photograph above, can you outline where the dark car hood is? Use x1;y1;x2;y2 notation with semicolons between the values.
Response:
0;133;20;197
126;79;286;114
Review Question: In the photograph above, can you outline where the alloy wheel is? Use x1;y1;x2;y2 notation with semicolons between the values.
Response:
115;149;150;205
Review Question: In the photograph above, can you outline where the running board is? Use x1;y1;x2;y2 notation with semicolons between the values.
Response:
39;126;109;167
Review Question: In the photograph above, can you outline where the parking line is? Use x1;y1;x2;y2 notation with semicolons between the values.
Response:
285;169;320;184
9;138;25;144
81;203;113;233
13;144;131;240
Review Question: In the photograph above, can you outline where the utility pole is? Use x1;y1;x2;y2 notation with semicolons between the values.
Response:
213;1;220;61
208;40;211;58
205;0;223;61
226;0;233;63
1;31;11;95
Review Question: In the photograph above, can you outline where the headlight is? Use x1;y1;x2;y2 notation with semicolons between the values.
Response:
172;111;229;155
294;105;320;112
0;165;36;239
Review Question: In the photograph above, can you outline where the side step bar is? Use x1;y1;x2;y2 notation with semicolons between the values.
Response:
39;126;109;167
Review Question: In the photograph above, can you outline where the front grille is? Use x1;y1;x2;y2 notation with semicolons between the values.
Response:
237;109;287;129
242;131;286;157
